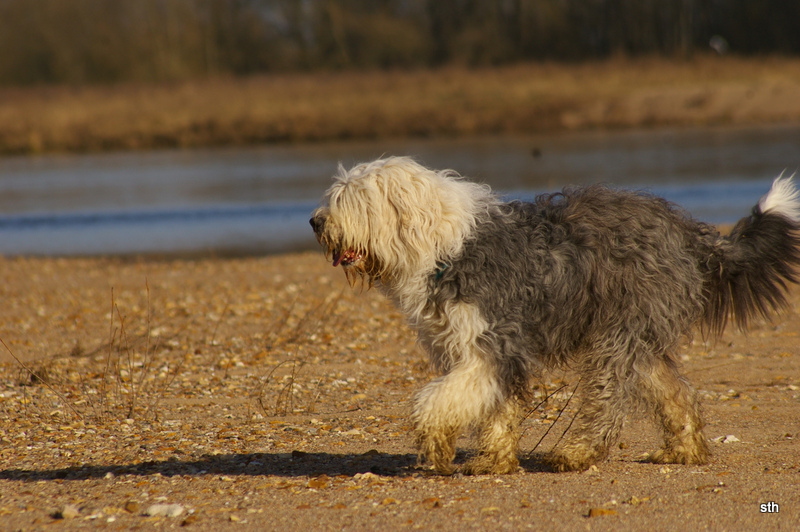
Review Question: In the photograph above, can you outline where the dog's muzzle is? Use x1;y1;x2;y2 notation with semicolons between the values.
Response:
309;214;363;268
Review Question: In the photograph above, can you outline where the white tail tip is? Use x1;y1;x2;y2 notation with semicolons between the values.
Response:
758;173;800;222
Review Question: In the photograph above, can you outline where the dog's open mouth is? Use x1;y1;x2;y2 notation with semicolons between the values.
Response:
332;248;363;267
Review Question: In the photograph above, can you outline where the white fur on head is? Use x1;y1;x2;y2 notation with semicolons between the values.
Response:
321;156;495;283
759;173;800;222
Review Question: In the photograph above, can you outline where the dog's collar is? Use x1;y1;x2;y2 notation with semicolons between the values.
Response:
434;262;450;281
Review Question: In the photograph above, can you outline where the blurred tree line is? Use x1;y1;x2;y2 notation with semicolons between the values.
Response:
1;0;798;85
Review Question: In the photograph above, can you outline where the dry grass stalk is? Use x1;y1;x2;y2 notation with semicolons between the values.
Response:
0;337;83;420
255;290;342;416
5;282;179;424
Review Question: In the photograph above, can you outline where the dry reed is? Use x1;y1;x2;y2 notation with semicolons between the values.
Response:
2;56;800;155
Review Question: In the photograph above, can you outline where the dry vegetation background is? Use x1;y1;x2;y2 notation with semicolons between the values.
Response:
3;0;798;86
2;55;800;155
1;1;800;155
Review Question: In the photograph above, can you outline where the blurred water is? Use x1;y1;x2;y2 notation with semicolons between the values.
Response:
0;124;798;256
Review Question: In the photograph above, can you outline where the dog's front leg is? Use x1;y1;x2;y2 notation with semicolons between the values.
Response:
412;355;501;475
413;375;460;474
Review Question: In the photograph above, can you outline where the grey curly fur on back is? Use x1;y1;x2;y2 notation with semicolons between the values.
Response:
429;187;708;392
429;185;800;399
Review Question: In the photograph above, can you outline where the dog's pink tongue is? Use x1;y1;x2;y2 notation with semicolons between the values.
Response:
332;250;343;267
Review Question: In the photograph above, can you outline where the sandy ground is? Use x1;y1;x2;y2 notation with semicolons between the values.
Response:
0;252;798;530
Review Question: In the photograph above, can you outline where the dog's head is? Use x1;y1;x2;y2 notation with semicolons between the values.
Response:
310;157;492;287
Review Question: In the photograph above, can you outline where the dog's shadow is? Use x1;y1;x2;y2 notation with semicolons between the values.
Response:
1;451;554;482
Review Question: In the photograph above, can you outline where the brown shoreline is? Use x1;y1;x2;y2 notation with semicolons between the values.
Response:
0;252;798;529
3;55;800;155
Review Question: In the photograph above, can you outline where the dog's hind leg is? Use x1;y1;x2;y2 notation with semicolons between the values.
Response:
640;356;709;465
463;397;521;474
547;361;627;472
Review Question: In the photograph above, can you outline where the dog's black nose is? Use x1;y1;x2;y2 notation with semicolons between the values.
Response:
310;216;324;233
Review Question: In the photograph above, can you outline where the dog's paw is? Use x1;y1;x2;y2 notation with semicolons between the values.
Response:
463;454;520;475
545;447;604;472
415;430;458;476
648;445;709;465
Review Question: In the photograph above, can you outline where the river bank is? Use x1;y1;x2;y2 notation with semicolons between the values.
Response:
3;55;800;155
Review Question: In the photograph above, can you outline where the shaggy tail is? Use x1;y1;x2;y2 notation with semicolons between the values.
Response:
704;175;800;335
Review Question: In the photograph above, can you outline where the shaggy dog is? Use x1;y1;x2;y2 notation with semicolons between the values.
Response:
310;157;800;475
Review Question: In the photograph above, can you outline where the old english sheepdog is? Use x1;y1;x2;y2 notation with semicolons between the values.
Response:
310;157;800;475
